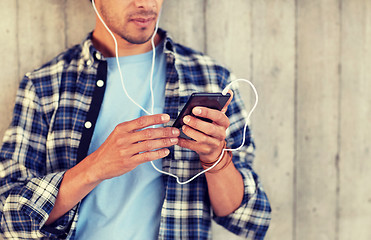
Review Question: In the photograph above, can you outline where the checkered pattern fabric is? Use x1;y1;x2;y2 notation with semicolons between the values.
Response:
0;30;271;239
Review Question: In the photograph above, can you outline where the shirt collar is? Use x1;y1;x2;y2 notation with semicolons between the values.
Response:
80;32;104;66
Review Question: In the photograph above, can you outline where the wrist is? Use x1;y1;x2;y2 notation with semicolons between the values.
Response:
201;145;233;173
79;152;104;186
199;141;226;163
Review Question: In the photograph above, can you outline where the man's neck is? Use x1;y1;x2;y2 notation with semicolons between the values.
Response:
91;26;162;57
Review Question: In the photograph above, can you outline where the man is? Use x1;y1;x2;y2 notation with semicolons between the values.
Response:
0;0;271;239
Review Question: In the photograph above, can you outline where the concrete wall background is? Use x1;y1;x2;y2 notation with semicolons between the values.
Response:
1;0;370;239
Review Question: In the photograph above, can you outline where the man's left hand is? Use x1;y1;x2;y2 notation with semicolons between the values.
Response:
177;90;233;163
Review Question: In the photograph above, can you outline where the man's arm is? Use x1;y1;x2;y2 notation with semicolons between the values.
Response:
177;89;271;238
0;75;179;238
177;90;244;216
0;76;68;239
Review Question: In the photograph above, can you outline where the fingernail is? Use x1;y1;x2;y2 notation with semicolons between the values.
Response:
172;128;180;135
183;116;190;124
164;149;170;155
170;138;178;143
161;114;170;121
193;107;202;115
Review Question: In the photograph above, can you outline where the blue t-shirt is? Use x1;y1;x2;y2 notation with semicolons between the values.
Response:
75;41;166;240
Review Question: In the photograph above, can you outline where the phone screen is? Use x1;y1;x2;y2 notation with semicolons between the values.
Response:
172;93;231;130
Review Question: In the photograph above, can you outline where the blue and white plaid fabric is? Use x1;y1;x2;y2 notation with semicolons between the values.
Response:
0;30;271;239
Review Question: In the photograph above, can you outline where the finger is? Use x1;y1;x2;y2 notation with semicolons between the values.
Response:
131;127;180;143
183;115;229;140
192;107;230;129
133;137;178;154
182;125;220;146
177;138;214;156
119;114;170;132
132;148;170;164
177;138;198;152
221;89;233;113
192;107;230;128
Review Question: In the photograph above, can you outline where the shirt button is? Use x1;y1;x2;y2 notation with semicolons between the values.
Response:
95;52;102;60
85;121;92;129
86;60;92;66
96;80;104;88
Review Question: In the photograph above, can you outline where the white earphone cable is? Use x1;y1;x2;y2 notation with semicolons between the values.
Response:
91;0;258;184
92;0;153;116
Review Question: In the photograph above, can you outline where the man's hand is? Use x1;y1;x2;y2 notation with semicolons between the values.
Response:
46;114;179;226
177;90;233;163
176;90;244;217
87;113;180;182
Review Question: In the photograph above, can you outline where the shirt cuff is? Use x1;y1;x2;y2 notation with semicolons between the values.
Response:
18;171;77;238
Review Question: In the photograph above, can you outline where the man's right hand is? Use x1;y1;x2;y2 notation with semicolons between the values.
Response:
45;113;179;226
86;113;179;182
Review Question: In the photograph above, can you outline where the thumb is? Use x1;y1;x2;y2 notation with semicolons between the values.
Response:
221;89;233;113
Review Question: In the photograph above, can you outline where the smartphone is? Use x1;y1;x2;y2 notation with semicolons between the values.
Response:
173;92;231;139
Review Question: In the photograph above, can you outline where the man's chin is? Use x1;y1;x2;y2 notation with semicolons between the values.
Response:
119;27;156;45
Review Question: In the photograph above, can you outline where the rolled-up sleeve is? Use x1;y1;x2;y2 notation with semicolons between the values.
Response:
0;76;76;239
213;84;271;239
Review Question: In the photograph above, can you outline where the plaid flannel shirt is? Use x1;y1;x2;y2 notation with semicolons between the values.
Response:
0;30;271;239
